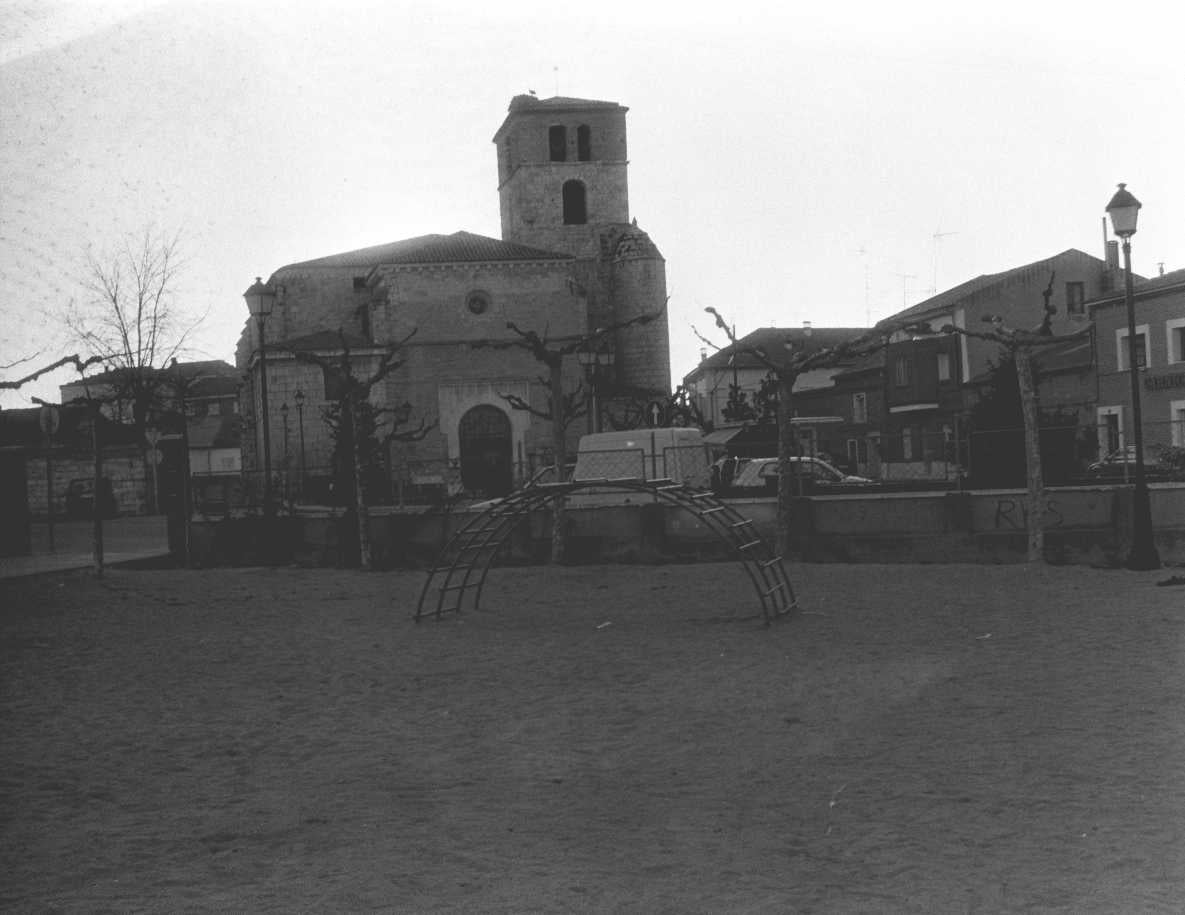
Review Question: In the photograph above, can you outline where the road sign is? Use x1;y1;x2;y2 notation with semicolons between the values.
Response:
646;401;664;427
39;405;61;437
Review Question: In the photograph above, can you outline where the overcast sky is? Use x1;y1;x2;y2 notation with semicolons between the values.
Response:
2;0;1182;409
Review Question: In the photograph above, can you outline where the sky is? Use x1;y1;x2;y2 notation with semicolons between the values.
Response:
2;0;1183;410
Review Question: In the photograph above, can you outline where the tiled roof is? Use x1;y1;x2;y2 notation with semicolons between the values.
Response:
275;231;569;272
68;359;237;387
877;249;1100;326
693;326;872;373
506;94;624;113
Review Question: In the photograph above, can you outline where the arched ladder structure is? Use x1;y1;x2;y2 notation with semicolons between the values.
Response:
414;478;796;626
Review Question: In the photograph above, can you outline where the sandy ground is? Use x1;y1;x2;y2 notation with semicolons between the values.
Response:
2;561;1183;913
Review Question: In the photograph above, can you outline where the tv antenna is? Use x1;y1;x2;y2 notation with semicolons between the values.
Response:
553;66;559;96
930;228;958;295
893;272;916;309
855;245;872;325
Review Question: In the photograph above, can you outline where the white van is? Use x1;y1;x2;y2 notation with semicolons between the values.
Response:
572;427;712;489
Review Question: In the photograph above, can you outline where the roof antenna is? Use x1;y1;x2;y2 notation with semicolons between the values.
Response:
553;66;559;96
930;228;957;295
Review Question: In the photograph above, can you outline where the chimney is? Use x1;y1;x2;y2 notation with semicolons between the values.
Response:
1106;240;1120;271
802;320;812;336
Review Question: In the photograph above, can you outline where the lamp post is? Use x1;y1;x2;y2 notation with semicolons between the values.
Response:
294;389;307;500
1106;183;1160;570
576;347;615;433
244;276;276;516
280;401;290;502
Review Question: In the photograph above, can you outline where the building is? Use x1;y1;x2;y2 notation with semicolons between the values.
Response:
1089;267;1185;455
60;359;243;478
236;95;670;499
873;247;1122;479
682;324;873;468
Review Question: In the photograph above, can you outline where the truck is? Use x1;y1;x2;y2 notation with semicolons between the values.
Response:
571;427;712;489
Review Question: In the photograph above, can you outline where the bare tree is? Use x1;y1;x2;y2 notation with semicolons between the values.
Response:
474;307;665;564
928;273;1088;562
62;227;201;457
294;330;431;570
698;309;890;558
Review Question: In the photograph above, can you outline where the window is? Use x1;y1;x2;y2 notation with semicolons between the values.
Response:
549;125;566;162
323;365;347;401
1065;281;1085;316
1172;400;1185;448
576;124;591;161
936;352;952;382
1167;318;1185;363
851;391;868;424
1116;325;1150;371
562;180;587;225
894;357;912;387
1097;406;1123;455
901;426;915;461
466;291;490;315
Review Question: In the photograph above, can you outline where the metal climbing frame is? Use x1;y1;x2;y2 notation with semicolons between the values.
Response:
414;478;796;625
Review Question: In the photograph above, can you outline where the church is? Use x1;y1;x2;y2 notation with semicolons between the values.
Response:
235;95;670;499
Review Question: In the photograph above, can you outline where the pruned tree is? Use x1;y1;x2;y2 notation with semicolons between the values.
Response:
697;309;891;558
61;227;202;482
0;353;103;390
293;330;431;570
925;273;1089;562
474;306;665;564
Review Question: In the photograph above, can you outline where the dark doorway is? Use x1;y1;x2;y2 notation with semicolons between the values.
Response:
0;452;30;556
458;405;513;497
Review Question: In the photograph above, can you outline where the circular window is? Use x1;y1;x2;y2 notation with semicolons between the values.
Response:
466;291;490;315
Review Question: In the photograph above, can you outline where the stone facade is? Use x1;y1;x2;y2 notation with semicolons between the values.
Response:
237;95;671;499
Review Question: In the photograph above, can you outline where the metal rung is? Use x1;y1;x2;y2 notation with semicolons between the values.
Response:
438;582;471;592
657;483;684;492
690;492;717;500
738;540;762;551
699;506;726;516
760;557;783;568
730;518;753;528
764;582;787;596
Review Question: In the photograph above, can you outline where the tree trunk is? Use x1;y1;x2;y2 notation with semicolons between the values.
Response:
549;361;567;564
348;398;373;570
775;373;797;559
90;404;104;578
1015;347;1045;562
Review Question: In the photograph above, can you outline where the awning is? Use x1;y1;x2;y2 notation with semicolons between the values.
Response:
702;426;746;446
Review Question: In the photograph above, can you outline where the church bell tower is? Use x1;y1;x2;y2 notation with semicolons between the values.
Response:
493;95;630;258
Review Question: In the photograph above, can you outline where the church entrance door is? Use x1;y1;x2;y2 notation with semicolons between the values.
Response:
458;405;513;497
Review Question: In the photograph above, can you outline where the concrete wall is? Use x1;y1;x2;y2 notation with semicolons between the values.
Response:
184;483;1185;569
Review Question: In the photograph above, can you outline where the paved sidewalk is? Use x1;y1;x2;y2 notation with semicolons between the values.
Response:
0;516;171;579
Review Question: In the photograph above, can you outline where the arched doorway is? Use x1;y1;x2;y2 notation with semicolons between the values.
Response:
458;405;513;497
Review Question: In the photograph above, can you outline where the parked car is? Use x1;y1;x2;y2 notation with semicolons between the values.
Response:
722;456;877;495
65;477;118;519
1086;446;1179;482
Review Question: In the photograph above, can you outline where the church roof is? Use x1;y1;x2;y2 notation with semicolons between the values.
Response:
275;231;570;273
506;94;625;112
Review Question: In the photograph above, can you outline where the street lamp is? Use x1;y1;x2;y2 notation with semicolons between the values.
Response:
577;347;615;433
294;389;306;499
280;401;290;502
1105;183;1160;570
244;276;276;516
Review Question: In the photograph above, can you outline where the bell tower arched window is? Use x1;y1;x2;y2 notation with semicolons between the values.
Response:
576;124;591;161
562;180;587;225
548;125;566;162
